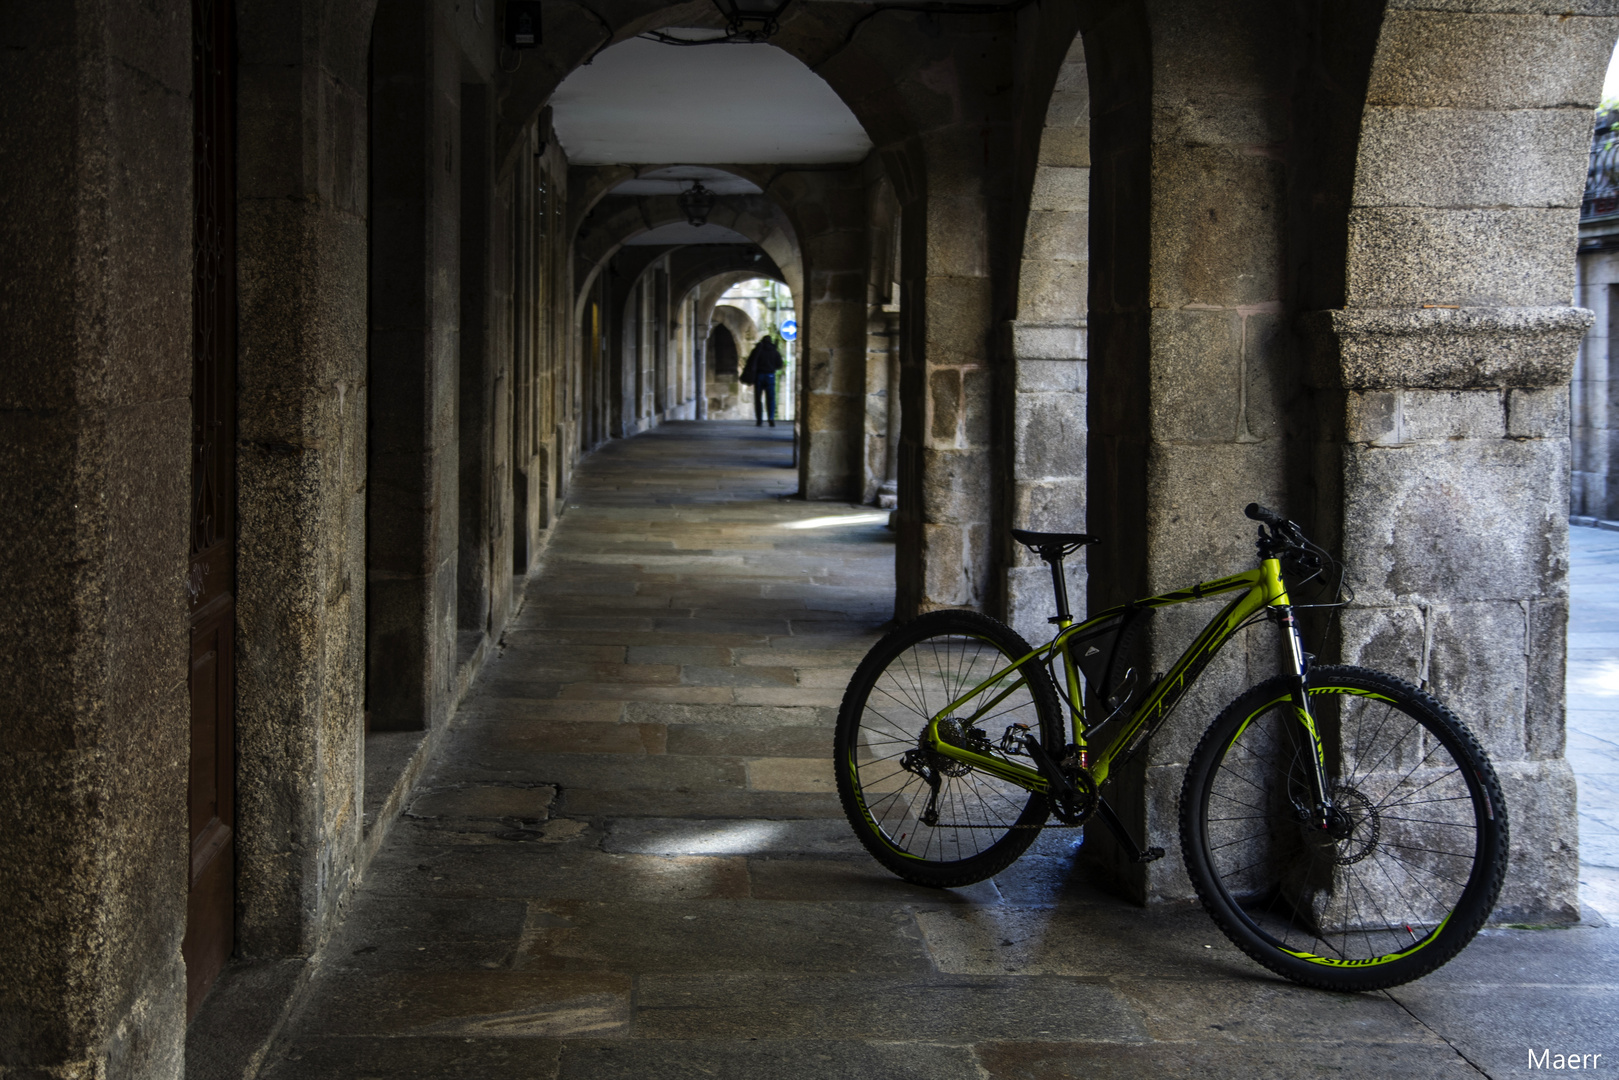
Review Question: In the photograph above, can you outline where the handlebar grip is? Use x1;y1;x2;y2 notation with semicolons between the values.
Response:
1245;503;1287;527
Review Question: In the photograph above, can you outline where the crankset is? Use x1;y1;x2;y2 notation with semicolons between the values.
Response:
1022;737;1097;826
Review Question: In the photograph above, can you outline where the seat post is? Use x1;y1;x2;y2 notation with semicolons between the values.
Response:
1042;546;1072;624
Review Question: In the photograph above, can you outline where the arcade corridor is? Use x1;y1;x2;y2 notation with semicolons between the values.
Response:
207;424;1613;1079
9;0;1619;1074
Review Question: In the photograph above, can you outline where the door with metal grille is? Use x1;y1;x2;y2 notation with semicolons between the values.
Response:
184;0;237;1019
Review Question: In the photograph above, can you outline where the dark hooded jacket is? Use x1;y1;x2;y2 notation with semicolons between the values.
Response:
740;337;784;385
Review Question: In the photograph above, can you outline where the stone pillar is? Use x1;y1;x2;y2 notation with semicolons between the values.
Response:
513;123;542;572
233;0;373;952
862;311;897;505
776;168;868;501
0;0;191;1072
1003;325;1088;645
458;82;494;640
1003;33;1091;644
1306;6;1615;923
894;140;1002;615
368;0;460;731
1573;235;1619;520
1085;2;1292;902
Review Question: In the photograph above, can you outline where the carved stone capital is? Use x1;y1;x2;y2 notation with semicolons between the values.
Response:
1300;306;1592;389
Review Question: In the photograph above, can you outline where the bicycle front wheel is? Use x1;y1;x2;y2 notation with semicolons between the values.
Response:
1181;665;1508;991
835;609;1061;888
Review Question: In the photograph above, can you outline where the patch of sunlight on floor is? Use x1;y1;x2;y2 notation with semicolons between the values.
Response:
1573;659;1619;697
783;512;890;530
674;820;792;853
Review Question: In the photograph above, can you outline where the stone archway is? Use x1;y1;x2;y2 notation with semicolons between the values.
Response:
1001;32;1092;644
1308;9;1617;923
567;174;799;445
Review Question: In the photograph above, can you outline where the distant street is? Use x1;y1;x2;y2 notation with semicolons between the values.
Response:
1569;525;1619;918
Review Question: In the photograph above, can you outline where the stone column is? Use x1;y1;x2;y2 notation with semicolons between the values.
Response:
457;82;495;642
1085;2;1292;903
233;0;373;952
368;0;460;731
1307;6;1615;923
1002;33;1091;644
1003;325;1088;644
1573;236;1619;520
775;168;868;501
893;137;1003;615
0;0;191;1072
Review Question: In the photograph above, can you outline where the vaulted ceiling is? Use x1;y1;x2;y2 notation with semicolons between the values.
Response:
551;36;872;166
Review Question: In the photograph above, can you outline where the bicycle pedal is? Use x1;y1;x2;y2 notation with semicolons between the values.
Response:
1135;846;1165;864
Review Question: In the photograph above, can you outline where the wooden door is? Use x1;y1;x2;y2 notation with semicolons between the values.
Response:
184;0;237;1020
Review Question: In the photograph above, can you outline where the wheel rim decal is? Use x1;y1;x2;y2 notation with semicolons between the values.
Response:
1211;683;1469;969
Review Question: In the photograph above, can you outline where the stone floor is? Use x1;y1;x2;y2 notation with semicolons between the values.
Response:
1570;525;1619;922
259;423;1619;1079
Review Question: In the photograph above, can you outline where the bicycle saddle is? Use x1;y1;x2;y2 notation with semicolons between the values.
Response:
1010;528;1099;549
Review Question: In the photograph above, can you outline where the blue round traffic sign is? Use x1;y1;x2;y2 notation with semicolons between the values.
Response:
780;319;798;341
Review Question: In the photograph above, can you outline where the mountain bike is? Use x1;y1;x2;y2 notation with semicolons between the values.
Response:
834;504;1508;991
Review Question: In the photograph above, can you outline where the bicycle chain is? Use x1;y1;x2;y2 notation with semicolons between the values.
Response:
922;820;1083;830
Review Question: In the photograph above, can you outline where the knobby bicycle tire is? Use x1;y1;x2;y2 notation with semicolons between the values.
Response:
835;609;1062;888
1180;665;1508;991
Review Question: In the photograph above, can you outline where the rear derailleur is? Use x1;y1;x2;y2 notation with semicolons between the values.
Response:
900;716;987;826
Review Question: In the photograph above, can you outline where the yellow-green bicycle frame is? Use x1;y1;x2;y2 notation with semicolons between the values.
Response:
919;556;1333;818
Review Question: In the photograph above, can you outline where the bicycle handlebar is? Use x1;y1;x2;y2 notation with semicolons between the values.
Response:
1245;503;1287;528
1244;503;1325;576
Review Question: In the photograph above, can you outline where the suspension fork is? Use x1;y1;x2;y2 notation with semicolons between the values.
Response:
1275;601;1334;826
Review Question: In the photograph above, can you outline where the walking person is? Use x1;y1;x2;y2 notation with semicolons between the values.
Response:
742;334;785;427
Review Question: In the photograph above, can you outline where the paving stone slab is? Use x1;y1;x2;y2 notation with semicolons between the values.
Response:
678;664;798;687
292;970;633;1038
558;788;844;820
456;699;625;723
555;1039;981;1080
483;721;668;756
1112;976;1437;1044
363;847;752;902
1412;923;1619;986
604;817;866;857
1387;983;1619;1077
632;973;1147;1043
488;661;683;684
664;724;833;758
623;702;836;727
406;784;558;823
329;896;530;947
744;857;1002;905
973;1039;1477;1080
261;1037;564;1080
916;904;1252;979
554;683;735;704
624;645;738;666
745;756;836;793
432;753;747;793
513;899;932;974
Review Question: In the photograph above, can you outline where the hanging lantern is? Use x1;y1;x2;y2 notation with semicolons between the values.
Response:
709;0;793;41
505;1;541;48
678;181;717;228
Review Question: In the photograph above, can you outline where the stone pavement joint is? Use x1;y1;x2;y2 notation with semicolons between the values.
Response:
258;424;1619;1079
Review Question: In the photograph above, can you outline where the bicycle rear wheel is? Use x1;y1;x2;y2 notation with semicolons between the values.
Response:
1181;665;1508;991
835;609;1061;888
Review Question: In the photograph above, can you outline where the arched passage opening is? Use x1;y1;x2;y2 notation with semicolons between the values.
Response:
18;3;1619;1072
550;32;877;497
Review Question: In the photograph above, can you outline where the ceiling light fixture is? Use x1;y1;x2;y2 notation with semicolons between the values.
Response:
678;180;717;227
709;0;793;41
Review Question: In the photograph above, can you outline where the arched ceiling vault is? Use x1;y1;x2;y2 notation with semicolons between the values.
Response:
572;191;803;323
492;0;957;186
550;37;871;165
